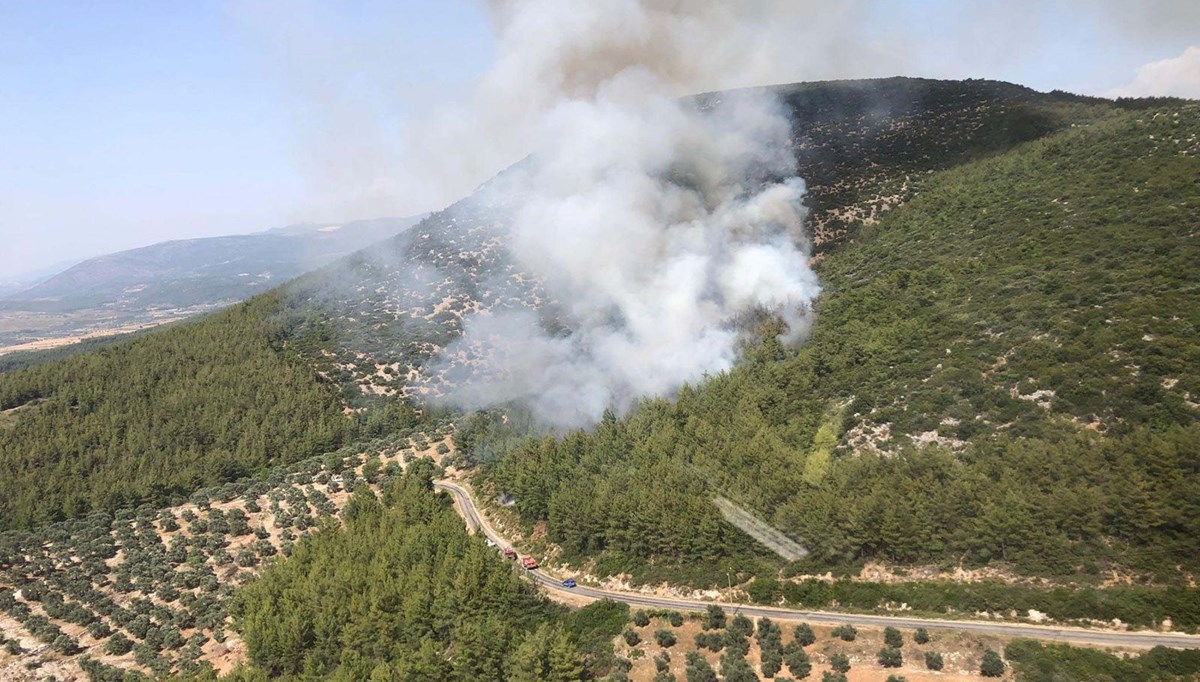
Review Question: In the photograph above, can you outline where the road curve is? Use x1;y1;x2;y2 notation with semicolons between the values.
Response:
434;480;1200;650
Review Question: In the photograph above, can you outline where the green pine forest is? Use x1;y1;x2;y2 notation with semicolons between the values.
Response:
163;464;621;682
0;80;1198;681
0;292;353;530
475;106;1200;585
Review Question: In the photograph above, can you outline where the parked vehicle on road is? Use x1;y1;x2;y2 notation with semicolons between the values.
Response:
520;556;539;569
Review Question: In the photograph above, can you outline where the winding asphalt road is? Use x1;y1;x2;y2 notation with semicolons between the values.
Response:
434;480;1200;650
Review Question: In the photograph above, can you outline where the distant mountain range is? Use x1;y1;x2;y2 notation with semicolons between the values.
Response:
3;217;424;312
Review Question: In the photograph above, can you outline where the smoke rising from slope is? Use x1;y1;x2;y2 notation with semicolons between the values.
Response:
235;0;1200;226
429;1;821;428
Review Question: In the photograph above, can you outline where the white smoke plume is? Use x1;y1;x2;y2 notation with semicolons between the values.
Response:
234;0;1200;224
430;1;822;428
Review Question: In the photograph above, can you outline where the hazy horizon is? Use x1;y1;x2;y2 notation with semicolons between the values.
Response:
3;0;1199;278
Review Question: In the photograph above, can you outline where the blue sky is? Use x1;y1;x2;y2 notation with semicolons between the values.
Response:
1;0;1197;277
0;1;491;277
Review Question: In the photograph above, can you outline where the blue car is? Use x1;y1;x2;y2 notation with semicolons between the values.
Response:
562;579;577;588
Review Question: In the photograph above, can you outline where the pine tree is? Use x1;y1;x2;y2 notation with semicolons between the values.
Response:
451;619;509;682
400;638;452;682
509;625;554;682
547;627;585;682
368;662;400;682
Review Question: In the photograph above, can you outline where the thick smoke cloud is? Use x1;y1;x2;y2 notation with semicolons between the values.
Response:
235;0;1200;224
428;1;821;428
234;1;1200;427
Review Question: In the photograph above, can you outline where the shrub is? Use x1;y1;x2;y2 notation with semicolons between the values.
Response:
914;628;930;644
694;632;723;652
155;584;179;603
567;599;629;642
821;673;847;682
634;610;651;627
104;632;133;656
761;649;783;677
784;641;811;678
832;624;856;642
704;604;726;630
924;651;944;671
362;458;382;483
52;634;78;654
133;641;161;668
668;611;684;627
655;629;677;647
981;649;1005;677
830;653;851;673
623;629;641;646
127;615;151;639
723;629;749;658
719;652;759;682
654;651;671;672
878;647;903;668
793;623;815;647
685;651;717;682
883;626;903;649
1004;639;1200;680
729;614;753;637
161;627;185;650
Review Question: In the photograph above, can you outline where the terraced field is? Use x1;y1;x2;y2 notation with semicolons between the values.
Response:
0;425;455;680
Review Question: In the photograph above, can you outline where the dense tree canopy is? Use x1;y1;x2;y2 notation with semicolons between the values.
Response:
0;291;352;529
474;106;1200;584
225;466;592;680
